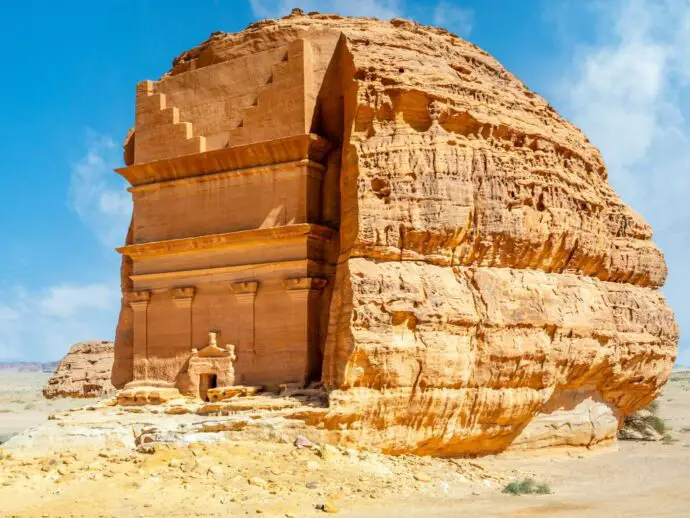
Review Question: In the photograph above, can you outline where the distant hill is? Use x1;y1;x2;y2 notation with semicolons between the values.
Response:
0;362;58;373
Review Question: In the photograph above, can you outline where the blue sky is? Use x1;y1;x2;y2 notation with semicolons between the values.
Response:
0;0;687;365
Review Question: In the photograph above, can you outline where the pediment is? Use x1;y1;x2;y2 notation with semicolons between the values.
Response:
196;344;230;358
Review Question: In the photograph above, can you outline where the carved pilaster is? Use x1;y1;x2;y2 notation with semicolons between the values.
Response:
230;281;258;296
230;281;258;359
127;290;151;311
282;277;327;383
127;290;151;381
171;286;195;308
171;287;195;352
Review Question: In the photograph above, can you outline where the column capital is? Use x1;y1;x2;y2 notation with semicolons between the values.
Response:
230;280;259;295
283;277;327;292
127;290;151;311
171;286;195;308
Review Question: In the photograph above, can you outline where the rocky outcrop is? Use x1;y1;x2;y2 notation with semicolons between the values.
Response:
112;10;678;455
43;341;115;399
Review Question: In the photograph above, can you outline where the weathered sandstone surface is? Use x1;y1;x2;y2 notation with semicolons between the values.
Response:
43;341;115;399
112;10;678;455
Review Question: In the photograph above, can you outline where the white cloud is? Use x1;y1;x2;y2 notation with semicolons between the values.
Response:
69;130;131;248
433;1;473;37
37;284;119;319
249;0;402;20
0;130;128;361
559;0;690;366
0;282;119;361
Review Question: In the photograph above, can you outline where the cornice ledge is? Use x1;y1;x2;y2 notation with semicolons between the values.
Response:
117;224;336;259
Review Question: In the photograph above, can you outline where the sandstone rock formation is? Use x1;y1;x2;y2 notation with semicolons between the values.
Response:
43;341;115;399
111;9;678;455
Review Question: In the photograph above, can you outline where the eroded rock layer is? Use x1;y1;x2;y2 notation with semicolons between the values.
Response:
43;341;115;399
114;10;678;455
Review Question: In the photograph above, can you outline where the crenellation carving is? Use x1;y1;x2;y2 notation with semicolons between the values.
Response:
134;80;206;163
227;39;313;148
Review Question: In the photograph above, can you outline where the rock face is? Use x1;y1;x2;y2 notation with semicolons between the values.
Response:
111;10;678;455
43;341;115;399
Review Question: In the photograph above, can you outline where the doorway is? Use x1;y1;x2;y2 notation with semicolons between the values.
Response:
199;373;218;401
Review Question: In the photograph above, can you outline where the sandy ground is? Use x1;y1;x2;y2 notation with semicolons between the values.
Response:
0;371;96;444
0;373;688;517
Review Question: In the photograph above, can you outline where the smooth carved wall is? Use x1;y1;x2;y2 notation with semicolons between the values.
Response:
128;275;324;389
132;36;341;165
117;56;338;393
129;237;326;277
146;291;191;382
114;38;339;394
157;45;292;148
128;31;345;164
113;23;349;393
116;32;342;394
131;162;324;244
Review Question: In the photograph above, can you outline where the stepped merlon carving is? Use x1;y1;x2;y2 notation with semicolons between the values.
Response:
134;80;206;163
228;39;314;147
128;39;316;166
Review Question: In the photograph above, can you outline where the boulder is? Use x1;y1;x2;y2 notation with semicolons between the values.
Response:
43;341;115;399
111;11;678;455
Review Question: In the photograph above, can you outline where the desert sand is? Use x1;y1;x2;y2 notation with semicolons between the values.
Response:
0;371;95;445
0;372;688;517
